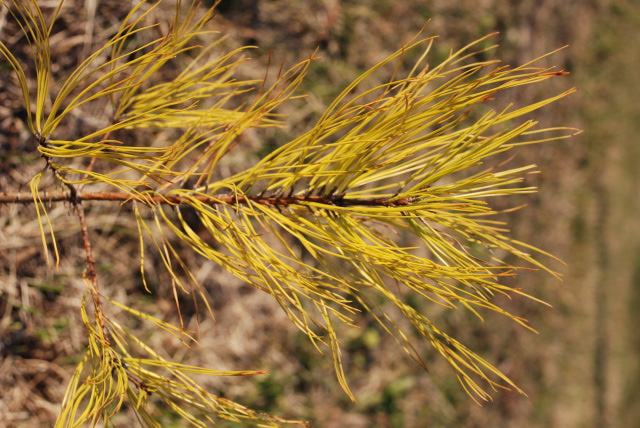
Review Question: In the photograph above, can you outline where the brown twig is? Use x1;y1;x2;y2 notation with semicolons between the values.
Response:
0;190;420;208
38;134;111;343
65;187;111;345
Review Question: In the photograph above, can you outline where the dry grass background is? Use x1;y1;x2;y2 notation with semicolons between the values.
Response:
1;0;639;427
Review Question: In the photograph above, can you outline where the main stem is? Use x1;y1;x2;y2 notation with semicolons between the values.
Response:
0;190;419;207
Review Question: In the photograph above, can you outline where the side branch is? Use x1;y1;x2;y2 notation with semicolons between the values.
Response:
0;191;419;207
74;200;110;344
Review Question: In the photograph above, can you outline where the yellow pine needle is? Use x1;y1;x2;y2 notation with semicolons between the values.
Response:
3;0;578;422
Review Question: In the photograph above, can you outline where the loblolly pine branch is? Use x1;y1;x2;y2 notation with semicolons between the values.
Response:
1;0;578;424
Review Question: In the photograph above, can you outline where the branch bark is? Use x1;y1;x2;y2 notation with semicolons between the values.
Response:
0;190;419;207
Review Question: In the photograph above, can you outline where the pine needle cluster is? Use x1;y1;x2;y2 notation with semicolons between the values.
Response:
0;0;576;425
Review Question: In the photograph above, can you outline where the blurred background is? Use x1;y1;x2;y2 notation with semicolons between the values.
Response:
1;0;639;426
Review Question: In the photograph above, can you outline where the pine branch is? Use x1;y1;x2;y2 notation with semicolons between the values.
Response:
0;0;577;423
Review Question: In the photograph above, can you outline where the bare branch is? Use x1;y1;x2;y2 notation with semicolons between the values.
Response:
0;190;420;207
